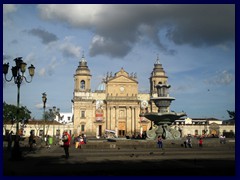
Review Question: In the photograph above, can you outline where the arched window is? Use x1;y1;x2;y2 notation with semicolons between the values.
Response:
80;80;85;90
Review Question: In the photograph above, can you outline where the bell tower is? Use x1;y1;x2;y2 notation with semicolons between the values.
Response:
149;55;168;96
74;54;91;92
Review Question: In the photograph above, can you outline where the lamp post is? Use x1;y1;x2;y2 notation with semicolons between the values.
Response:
3;57;35;136
42;92;47;141
3;57;35;159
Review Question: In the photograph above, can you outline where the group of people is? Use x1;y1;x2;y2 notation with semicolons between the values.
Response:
156;135;205;149
74;134;87;149
219;135;226;144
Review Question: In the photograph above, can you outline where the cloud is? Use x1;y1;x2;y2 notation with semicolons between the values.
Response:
38;57;59;77
3;53;12;62
38;68;46;77
3;4;18;26
59;42;82;58
205;70;234;85
37;4;234;58
89;35;131;58
3;4;17;14
47;57;60;76
27;28;58;44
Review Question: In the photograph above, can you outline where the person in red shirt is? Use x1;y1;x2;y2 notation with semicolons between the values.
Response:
62;131;71;159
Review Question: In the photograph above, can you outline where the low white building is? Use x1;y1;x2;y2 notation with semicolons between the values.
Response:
3;120;74;138
172;117;235;137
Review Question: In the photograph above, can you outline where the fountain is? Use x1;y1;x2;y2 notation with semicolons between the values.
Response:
144;83;186;140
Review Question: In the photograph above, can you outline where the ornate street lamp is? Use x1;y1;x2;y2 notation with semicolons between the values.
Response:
3;57;35;136
3;57;35;159
42;92;47;141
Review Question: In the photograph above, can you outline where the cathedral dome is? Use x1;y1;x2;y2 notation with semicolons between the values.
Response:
96;82;106;92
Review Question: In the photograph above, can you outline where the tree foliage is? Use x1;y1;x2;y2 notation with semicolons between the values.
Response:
3;102;31;123
227;110;235;120
43;111;56;121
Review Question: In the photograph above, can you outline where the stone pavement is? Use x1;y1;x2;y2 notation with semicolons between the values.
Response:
3;138;235;176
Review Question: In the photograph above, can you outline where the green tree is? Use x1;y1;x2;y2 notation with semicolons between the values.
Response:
43;111;56;121
227;110;235;120
3;101;31;123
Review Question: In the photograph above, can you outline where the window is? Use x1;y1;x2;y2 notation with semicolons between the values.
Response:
56;129;60;137
80;80;85;90
120;110;125;118
67;116;71;121
195;130;198;136
81;125;85;132
81;111;85;118
39;130;43;136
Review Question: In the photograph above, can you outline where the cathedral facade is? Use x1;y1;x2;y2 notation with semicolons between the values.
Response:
73;55;169;137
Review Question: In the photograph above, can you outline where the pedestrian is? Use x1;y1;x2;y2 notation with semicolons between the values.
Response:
80;135;84;147
157;135;163;148
7;131;13;152
184;139;187;148
62;131;71;159
29;131;35;151
199;138;203;147
82;133;87;144
75;135;80;149
187;137;192;148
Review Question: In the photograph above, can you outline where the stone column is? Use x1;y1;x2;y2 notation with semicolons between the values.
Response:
106;106;109;129
115;106;119;129
126;106;129;135
109;106;112;130
131;107;134;135
134;107;137;135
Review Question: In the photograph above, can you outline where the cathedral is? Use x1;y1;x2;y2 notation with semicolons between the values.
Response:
72;55;169;137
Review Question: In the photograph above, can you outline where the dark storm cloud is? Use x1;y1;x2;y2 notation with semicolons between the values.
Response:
38;4;234;58
27;28;58;44
89;35;132;58
164;4;235;47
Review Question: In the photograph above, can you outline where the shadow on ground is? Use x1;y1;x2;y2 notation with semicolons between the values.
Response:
4;155;235;176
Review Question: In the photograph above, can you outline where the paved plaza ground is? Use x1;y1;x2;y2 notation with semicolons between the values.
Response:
3;138;235;176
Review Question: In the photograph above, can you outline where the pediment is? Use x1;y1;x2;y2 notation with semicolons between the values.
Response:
108;75;138;84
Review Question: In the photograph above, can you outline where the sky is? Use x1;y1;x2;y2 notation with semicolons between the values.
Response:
3;4;235;120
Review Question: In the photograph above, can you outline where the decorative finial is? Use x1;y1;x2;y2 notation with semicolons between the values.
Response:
155;53;160;64
82;50;85;58
81;51;86;62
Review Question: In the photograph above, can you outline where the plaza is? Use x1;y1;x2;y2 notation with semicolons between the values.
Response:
3;137;235;176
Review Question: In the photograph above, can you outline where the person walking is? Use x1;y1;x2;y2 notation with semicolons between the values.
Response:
75;135;80;149
7;131;13;152
83;133;87;144
62;131;71;159
187;137;192;148
157;135;163;148
29;131;35;151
